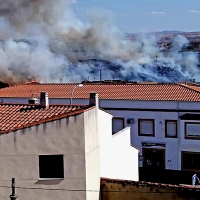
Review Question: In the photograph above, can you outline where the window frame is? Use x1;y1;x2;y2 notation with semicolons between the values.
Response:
185;122;200;140
181;151;200;172
112;117;125;135
165;120;178;138
38;154;64;180
138;119;155;137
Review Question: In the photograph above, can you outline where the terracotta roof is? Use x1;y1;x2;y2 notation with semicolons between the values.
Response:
1;83;200;101
0;103;91;134
180;84;200;93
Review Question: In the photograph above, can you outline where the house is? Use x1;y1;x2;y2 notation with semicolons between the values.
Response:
0;91;138;200
1;81;200;183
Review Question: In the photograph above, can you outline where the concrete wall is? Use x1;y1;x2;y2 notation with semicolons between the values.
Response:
101;180;200;200
99;110;139;181
0;113;88;200
84;108;101;200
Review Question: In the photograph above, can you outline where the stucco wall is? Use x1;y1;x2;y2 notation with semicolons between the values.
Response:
111;109;181;169
101;180;200;200
109;109;200;171
84;108;101;200
0;114;87;200
99;110;139;181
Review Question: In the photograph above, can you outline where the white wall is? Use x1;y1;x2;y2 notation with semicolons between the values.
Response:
3;96;200;172
110;109;180;170
109;108;200;171
99;110;139;181
3;97;200;110
0;115;88;200
84;108;100;200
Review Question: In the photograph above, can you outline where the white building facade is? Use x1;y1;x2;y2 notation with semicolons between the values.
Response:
1;83;200;176
0;92;138;200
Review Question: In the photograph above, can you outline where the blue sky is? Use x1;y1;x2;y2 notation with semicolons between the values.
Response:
73;0;200;33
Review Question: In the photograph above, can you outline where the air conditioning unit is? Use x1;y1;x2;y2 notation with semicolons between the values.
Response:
127;118;135;124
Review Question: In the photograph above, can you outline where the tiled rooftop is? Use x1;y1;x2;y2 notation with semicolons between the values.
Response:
1;82;200;101
0;82;200;101
181;84;200;93
0;103;89;134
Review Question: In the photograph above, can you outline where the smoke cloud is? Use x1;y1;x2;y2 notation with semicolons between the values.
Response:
0;0;199;83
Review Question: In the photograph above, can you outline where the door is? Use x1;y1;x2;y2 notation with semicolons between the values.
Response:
143;148;165;169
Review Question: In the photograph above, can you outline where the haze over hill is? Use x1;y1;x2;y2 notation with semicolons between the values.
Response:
0;0;199;84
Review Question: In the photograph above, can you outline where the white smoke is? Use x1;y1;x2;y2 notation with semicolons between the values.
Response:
0;0;199;83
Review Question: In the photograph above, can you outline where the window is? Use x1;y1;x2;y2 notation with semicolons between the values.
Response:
182;151;200;171
112;118;124;135
165;120;177;138
138;119;155;136
39;155;64;179
143;148;165;169
185;122;200;139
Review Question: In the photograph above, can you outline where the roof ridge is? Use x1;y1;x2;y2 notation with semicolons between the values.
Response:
24;83;80;85
18;82;180;86
179;84;200;94
0;103;86;107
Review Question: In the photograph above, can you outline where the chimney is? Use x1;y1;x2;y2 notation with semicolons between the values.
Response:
89;93;99;108
40;92;49;108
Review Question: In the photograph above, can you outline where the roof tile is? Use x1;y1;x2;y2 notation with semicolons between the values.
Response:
0;103;91;134
1;83;200;101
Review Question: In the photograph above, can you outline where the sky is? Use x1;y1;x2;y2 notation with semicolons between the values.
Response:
73;0;200;33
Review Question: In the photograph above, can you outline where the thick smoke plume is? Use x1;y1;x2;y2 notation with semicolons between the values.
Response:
0;0;199;83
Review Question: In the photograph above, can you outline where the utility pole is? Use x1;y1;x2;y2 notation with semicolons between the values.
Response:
10;178;18;200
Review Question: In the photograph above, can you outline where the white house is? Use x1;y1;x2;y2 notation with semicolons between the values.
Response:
1;81;200;181
0;91;138;200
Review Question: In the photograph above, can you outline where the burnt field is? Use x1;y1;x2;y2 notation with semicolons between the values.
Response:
74;32;200;83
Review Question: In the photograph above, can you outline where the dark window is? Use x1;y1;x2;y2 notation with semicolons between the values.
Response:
39;155;64;179
138;119;155;137
182;152;200;171
112;118;124;135
165;120;177;138
185;122;200;139
143;148;165;169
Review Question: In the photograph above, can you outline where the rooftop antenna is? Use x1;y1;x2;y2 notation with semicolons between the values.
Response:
100;69;102;82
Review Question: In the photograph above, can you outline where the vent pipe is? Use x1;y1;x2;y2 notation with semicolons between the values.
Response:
89;93;99;108
40;92;49;108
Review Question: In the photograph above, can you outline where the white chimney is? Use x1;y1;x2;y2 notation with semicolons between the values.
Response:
40;92;49;108
89;93;99;108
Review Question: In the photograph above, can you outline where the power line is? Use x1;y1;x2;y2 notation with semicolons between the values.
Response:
0;185;181;193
